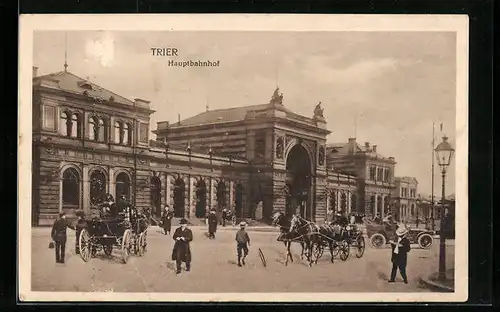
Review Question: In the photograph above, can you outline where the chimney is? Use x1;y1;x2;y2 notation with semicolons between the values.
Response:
33;66;38;78
372;145;377;152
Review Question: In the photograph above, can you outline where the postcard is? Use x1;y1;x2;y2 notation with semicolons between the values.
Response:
18;14;468;302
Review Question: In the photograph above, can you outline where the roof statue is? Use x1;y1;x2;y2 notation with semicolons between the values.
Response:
314;101;324;118
270;87;284;105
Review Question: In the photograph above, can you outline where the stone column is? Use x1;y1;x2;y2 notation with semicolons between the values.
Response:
58;177;63;213
381;195;385;219
165;174;171;207
229;180;234;212
347;191;351;214
82;165;90;214
374;194;378;216
108;168;115;200
189;176;195;218
336;190;341;212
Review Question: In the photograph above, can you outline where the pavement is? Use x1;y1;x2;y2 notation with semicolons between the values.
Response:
30;225;455;293
419;269;455;292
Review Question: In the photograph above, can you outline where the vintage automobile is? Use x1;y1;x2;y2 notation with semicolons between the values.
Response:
365;219;434;249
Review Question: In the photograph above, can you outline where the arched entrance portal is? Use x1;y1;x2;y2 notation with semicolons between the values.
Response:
285;144;312;220
150;177;161;218
195;180;207;218
173;178;185;218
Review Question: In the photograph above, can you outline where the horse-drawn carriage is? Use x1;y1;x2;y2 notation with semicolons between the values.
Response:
364;218;434;249
272;212;365;266
78;202;149;264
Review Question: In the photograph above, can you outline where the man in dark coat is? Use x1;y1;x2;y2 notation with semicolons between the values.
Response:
51;212;76;263
161;206;173;235
207;209;217;239
172;219;193;274
388;226;411;284
74;210;87;254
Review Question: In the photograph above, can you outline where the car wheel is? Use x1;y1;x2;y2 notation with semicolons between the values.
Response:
370;233;386;249
418;233;433;249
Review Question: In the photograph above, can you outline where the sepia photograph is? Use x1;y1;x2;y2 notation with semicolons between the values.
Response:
18;14;468;302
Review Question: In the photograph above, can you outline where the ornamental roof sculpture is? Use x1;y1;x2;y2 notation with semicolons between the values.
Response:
270;86;284;105
314;101;324;118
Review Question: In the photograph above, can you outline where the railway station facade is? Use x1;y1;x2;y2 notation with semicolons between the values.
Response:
32;67;400;226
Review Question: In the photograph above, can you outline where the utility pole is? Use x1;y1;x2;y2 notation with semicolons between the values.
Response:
431;122;435;231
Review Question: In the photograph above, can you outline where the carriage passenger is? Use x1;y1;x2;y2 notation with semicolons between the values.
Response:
117;194;130;214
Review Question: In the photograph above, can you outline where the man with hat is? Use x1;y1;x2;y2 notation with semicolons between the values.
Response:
388;225;411;284
51;211;76;264
235;221;251;267
172;218;193;274
161;205;174;235
207;209;218;239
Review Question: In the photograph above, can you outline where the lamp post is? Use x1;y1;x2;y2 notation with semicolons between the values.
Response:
434;135;455;281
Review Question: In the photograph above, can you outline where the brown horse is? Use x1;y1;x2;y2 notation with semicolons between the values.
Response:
289;214;322;267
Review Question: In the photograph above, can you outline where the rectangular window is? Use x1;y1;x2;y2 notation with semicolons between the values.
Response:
139;123;148;143
42;105;56;130
255;132;266;159
369;166;376;180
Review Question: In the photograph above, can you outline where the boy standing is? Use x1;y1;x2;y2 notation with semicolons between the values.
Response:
235;221;251;267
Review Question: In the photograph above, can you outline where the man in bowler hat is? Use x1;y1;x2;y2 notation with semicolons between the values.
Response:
388;225;411;284
172;218;193;274
51;212;76;263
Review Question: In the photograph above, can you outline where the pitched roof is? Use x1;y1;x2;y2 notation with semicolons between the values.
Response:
175;104;271;126
34;71;135;106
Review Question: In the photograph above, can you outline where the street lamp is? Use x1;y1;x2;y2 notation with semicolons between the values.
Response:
434;135;455;281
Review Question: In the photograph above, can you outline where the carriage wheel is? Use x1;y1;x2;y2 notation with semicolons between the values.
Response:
339;241;350;261
331;243;340;257
103;244;113;256
78;228;92;262
138;232;146;256
355;235;365;258
122;229;132;264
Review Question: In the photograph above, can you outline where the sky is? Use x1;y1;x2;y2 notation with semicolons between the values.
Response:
33;31;457;196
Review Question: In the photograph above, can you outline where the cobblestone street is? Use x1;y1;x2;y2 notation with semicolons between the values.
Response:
31;226;454;293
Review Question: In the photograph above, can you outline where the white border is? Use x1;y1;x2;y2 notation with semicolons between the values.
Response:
18;14;469;302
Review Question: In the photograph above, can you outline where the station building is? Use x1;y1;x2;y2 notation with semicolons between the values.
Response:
32;66;403;226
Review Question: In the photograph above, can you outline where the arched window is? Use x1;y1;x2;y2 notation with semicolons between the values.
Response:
115;172;131;201
90;170;107;205
89;117;98;141
351;193;357;212
114;121;122;144
62;168;80;206
71;114;80;138
340;192;347;212
60;111;71;137
123;123;130;145
98;119;106;142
